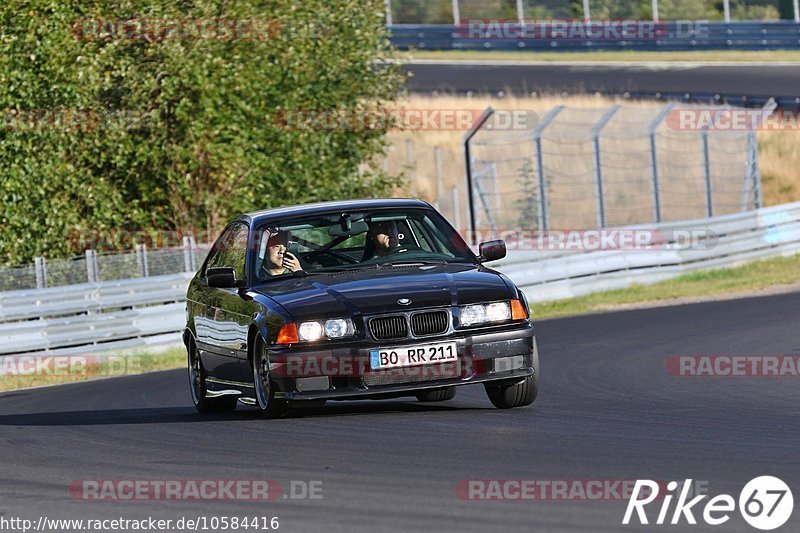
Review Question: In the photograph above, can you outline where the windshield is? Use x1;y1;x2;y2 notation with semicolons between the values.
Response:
251;208;475;282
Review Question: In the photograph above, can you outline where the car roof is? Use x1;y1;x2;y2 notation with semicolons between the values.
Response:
237;198;434;226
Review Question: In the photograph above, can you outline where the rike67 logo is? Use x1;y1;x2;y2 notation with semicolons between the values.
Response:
623;477;793;530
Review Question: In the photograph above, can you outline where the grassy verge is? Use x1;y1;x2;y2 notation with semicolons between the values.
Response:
0;347;186;393
534;253;800;320
410;50;800;62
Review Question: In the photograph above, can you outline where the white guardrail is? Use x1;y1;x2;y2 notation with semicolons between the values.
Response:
1;202;799;356
495;202;800;302
0;273;192;356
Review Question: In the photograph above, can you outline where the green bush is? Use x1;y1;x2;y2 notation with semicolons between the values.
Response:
0;0;404;265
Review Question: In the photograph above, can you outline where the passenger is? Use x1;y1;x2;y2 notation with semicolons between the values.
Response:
365;220;400;259
261;230;302;277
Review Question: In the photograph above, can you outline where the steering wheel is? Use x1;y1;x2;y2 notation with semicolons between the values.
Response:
305;249;360;265
384;243;422;256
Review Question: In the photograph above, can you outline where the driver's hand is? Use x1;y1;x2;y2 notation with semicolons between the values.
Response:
282;251;302;272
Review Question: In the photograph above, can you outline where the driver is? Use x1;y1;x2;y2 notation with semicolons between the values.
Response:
260;229;303;278
366;220;400;258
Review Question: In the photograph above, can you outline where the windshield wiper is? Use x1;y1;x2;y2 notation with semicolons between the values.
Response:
383;260;449;267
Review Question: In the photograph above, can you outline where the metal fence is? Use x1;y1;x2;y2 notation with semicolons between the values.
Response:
0;237;210;292
386;0;799;25
462;102;768;236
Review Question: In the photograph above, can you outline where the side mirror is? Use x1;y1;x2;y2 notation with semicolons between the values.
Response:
206;267;238;288
478;240;507;263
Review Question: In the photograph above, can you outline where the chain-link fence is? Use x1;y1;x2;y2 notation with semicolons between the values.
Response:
463;103;765;233
0;238;211;292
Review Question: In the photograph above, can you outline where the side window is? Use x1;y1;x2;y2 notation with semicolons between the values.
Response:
228;224;249;281
203;223;249;281
203;226;234;277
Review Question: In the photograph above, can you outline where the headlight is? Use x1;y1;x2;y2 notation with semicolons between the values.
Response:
298;319;355;341
486;302;511;322
460;301;512;327
325;318;354;338
298;321;324;342
460;304;487;327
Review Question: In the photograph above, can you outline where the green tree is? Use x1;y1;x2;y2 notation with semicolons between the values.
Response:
0;0;404;265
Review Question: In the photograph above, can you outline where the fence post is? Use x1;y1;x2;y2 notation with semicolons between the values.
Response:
702;129;714;217
434;146;444;210
795;0;800;23
744;130;763;210
452;0;460;25
533;105;564;231
136;244;149;277
405;139;415;180
463;107;495;244
183;236;194;273
451;186;461;232
652;0;659;21
34;257;47;289
189;234;198;271
385;0;393;26
582;0;591;21
751;130;762;209
591;105;621;228
516;0;525;22
723;0;731;23
647;104;674;223
85;249;97;283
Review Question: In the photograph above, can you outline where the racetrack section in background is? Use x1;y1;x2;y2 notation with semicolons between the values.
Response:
404;60;800;108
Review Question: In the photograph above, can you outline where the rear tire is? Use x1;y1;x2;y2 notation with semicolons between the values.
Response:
416;387;456;402
485;376;537;409
252;336;289;418
187;339;237;413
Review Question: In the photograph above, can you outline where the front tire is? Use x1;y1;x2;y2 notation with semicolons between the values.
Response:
252;336;288;418
187;339;237;413
416;387;456;402
484;376;537;409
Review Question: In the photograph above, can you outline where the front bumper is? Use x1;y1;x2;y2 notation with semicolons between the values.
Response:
267;323;537;401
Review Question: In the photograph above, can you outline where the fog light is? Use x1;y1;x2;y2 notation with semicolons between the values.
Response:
494;355;525;373
296;376;330;392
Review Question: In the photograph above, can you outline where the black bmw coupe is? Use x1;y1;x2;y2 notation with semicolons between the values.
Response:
184;198;540;416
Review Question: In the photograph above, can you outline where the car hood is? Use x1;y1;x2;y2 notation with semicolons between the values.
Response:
252;263;513;319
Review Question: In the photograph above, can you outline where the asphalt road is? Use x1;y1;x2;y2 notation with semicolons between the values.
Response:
1;291;798;532
404;60;800;104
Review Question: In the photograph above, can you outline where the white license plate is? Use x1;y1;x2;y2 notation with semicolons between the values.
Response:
370;341;458;370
